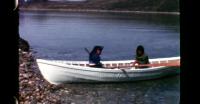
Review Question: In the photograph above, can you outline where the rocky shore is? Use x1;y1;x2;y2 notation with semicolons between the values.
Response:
19;38;66;103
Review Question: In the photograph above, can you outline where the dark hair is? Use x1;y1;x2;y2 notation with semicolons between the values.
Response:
136;45;144;56
90;46;103;55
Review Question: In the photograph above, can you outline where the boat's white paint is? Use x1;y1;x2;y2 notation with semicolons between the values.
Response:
36;57;180;85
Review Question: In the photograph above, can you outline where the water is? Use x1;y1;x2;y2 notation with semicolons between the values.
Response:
19;11;180;61
62;76;180;104
19;11;180;104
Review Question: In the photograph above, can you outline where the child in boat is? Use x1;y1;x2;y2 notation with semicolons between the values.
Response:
134;45;150;68
89;46;103;68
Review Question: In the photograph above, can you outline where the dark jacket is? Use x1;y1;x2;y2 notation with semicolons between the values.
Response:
88;46;103;68
89;53;102;67
136;54;149;68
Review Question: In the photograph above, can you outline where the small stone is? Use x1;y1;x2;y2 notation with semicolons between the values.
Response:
36;88;40;92
23;74;29;78
22;51;28;54
23;80;28;83
36;93;40;96
65;90;69;93
20;63;25;67
36;96;40;100
40;94;44;98
24;101;30;104
35;77;40;81
25;96;29;100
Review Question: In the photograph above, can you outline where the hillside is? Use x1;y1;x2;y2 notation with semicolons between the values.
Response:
20;0;179;12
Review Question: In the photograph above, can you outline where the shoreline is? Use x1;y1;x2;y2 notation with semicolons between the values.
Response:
19;48;66;103
19;8;180;15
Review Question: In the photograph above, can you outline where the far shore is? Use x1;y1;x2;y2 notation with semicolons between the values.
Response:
19;7;180;15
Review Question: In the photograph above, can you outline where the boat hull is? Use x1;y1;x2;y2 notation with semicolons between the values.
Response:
36;58;180;85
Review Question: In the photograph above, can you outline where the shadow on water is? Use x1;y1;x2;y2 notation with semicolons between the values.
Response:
62;75;180;104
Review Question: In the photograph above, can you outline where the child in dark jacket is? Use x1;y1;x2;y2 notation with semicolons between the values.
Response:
134;45;150;68
89;46;103;68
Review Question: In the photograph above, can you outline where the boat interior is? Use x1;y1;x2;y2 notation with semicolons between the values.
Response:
50;57;180;69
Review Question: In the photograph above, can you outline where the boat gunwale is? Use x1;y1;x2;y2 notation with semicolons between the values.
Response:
38;56;180;64
36;56;180;73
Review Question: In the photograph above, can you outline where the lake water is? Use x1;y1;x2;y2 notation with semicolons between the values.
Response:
19;11;179;61
19;11;180;104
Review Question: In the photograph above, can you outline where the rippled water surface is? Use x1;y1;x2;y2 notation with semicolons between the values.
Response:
62;75;180;104
19;11;179;61
19;11;180;104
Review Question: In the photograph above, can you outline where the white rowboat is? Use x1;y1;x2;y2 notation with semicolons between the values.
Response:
36;56;180;85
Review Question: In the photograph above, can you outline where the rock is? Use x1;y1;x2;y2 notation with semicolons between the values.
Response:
35;77;40;81
19;49;64;103
23;80;28;83
24;101;30;104
26;96;30;99
20;63;25;67
22;74;29;78
19;37;30;52
35;88;40;92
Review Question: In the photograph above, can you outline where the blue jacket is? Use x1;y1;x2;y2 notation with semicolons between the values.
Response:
89;53;101;65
